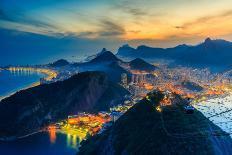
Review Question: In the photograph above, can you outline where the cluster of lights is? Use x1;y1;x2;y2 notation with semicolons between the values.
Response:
8;67;57;81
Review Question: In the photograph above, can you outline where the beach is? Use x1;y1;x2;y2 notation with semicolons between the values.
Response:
0;68;57;101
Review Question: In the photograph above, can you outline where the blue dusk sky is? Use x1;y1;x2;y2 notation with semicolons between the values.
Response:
1;0;232;65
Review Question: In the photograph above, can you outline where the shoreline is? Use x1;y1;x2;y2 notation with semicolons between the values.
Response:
0;67;57;101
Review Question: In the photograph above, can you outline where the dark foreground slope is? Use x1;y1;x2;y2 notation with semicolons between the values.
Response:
79;92;232;155
0;71;129;138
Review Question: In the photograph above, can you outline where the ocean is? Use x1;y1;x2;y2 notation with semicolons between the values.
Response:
0;132;78;155
0;69;45;100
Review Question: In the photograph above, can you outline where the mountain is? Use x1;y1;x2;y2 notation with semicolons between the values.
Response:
117;38;232;69
49;59;70;67
117;44;136;57
89;49;120;63
179;38;232;67
73;49;129;83
0;71;129;138
117;44;170;59
129;58;158;71
79;91;232;154
102;61;131;82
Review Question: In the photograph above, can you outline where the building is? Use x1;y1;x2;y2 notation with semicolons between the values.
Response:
40;78;47;84
121;73;128;86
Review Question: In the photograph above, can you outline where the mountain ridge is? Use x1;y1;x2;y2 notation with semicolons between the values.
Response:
117;38;232;68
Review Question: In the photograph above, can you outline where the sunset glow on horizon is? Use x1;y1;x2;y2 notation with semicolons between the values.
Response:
1;0;232;47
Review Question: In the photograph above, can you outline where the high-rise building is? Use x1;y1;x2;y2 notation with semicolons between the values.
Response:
121;73;127;86
131;74;135;83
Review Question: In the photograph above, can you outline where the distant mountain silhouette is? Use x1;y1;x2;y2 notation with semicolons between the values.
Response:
73;49;128;82
117;44;136;57
117;38;232;68
129;58;157;71
49;59;70;67
179;38;232;67
89;48;120;63
0;71;129;138
74;50;160;82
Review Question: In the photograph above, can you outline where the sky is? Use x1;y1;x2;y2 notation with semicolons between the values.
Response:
1;0;232;65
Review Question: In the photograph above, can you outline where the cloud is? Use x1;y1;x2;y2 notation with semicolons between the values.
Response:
128;30;141;34
177;10;232;29
119;6;147;17
174;26;184;29
75;31;96;38
75;19;125;38
98;19;125;36
0;8;60;35
110;1;149;18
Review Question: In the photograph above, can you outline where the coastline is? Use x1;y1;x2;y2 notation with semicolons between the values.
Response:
0;67;57;101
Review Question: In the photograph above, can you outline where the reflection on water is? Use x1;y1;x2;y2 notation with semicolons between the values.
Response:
0;132;78;155
72;135;77;148
48;127;56;144
48;129;80;149
67;134;71;147
66;133;80;149
8;69;44;76
66;134;79;149
48;130;81;150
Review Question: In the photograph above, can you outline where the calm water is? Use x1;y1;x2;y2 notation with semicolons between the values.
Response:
0;69;45;99
0;132;79;155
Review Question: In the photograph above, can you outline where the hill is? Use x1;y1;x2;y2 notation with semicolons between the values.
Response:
49;59;70;67
0;71;129;138
129;58;157;71
89;49;120;63
73;49;129;83
79;91;232;155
